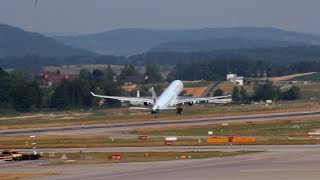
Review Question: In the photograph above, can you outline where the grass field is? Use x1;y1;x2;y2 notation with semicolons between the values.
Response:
129;117;320;137
299;83;320;101
182;81;213;87
44;151;258;165
0;101;319;130
269;72;317;82
0;136;198;149
291;72;320;82
2;135;320;149
2;116;320;149
0;173;59;180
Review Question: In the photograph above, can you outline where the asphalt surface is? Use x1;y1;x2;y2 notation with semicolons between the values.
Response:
1;145;320;180
1;110;320;137
14;145;320;153
1;110;320;179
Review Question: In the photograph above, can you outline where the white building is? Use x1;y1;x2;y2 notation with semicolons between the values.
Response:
227;74;244;85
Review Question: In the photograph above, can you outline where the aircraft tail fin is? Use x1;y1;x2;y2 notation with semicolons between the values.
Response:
137;89;140;97
151;87;157;104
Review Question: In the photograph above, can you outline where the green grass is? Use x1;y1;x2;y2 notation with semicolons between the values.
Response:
45;151;259;165
0;136;202;149
0;100;319;129
130;118;320;137
183;81;213;87
3;117;320;149
291;72;320;82
0;173;59;180
299;83;320;101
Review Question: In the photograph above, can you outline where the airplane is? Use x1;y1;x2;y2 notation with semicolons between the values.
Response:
91;80;231;115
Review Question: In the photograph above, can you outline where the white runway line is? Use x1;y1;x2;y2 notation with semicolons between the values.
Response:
108;157;269;178
240;169;320;172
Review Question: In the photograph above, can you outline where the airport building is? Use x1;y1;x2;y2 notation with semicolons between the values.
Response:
226;73;244;85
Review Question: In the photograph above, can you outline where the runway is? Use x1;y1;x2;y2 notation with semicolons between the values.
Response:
1;110;320;179
14;144;320;153
1;145;320;180
1;110;319;137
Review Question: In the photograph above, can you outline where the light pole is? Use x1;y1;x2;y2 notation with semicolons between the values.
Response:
29;135;37;155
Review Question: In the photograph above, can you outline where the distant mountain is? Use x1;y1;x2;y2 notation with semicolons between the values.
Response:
43;32;82;37
0;24;96;57
54;27;320;56
150;38;306;52
129;46;320;66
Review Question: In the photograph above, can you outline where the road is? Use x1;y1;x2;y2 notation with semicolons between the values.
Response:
0;110;319;137
1;145;320;180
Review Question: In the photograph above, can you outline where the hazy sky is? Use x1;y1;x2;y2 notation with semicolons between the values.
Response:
0;0;319;34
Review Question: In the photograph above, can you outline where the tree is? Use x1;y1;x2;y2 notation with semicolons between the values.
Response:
146;64;162;83
79;69;93;80
9;81;42;112
253;82;281;101
239;87;248;101
231;86;240;102
92;69;104;78
282;86;300;100
213;89;224;96
51;80;71;110
105;65;116;81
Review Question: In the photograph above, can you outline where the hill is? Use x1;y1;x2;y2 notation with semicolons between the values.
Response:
53;27;320;56
150;38;305;52
268;72;317;82
129;46;320;66
0;24;96;57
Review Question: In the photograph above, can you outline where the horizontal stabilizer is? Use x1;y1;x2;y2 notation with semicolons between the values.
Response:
129;107;150;110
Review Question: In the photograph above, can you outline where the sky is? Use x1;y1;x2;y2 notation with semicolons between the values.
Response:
0;0;319;34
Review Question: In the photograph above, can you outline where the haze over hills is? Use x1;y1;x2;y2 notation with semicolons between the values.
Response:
150;38;306;52
0;23;96;57
53;27;320;56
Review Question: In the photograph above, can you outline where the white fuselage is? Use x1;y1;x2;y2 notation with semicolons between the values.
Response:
152;80;184;112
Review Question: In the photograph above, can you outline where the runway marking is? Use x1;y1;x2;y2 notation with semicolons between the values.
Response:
107;157;268;178
0;160;36;167
2;110;320;137
46;128;130;135
241;169;320;172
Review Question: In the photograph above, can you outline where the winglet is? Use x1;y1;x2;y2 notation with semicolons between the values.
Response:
91;92;96;96
151;87;157;104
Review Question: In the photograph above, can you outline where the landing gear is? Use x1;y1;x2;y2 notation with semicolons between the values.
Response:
151;110;158;118
176;107;183;114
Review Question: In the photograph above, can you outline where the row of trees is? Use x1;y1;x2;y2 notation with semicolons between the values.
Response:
0;63;164;112
168;59;320;81
0;68;42;112
1;47;320;75
51;67;124;110
231;82;301;103
0;67;124;112
118;64;162;83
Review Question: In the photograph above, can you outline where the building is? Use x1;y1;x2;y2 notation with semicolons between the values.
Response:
124;75;149;84
33;72;79;86
226;73;244;85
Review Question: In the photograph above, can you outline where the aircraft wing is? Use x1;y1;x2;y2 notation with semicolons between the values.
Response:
174;95;231;104
91;92;154;104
